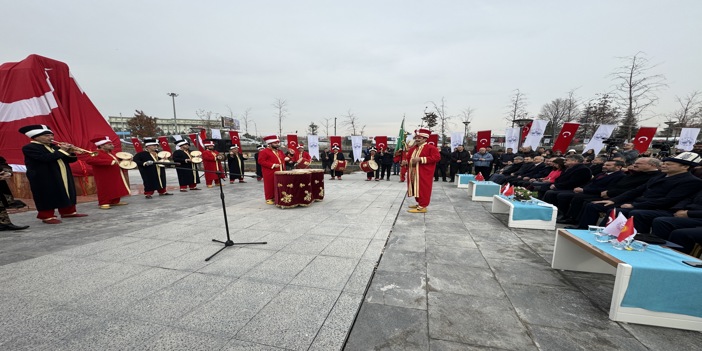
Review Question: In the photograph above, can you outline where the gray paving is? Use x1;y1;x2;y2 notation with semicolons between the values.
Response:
0;169;700;350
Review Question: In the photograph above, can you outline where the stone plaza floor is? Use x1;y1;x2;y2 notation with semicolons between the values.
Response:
0;169;700;350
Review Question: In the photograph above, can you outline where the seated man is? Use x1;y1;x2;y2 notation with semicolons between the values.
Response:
499;156;535;185
511;156;551;187
667;227;702;255
632;188;702;234
568;152;702;229
539;154;592;201
488;156;524;184
553;160;625;219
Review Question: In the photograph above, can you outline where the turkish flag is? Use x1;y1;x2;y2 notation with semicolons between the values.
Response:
606;208;617;226
188;133;203;152
131;137;143;153
428;134;439;147
617;217;637;242
503;185;514;197
329;136;342;151
500;182;510;194
229;131;242;152
474;172;484;181
375;136;388;151
199;129;207;146
157;136;172;152
521;122;533;142
632;127;657;153
552;123;580;153
287;134;299;153
476;130;491;150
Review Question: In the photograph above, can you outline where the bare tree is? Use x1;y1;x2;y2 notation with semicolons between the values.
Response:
459;107;474;145
576;94;620;140
611;52;667;139
195;109;220;130
319;118;332;136
342;109;360;135
564;89;581;122
538;99;572;142
359;124;367;136
307;122;319;135
667;91;702;128
505;89;529;124
238;107;252;134
272;98;288;137
428;97;452;144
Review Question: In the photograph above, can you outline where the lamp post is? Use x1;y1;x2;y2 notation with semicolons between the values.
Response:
167;93;179;134
462;121;470;147
334;117;337;135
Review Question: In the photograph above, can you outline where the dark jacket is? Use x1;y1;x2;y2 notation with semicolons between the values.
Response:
522;163;549;179
582;170;625;195
611;172;702;210
671;190;702;218
513;162;535;176
605;170;661;198
553;163;592;190
22;143;78;211
439;147;452;165
451;150;471;164
501;162;523;175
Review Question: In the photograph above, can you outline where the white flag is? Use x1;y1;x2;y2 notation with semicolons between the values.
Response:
522;120;548;150
504;127;521;151
210;128;222;139
450;131;464;151
676;128;701;151
307;135;320;160
603;213;627;236
351;135;363;162
582;124;616;154
172;135;183;141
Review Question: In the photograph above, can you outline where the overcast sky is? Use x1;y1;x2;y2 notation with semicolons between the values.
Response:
3;0;701;138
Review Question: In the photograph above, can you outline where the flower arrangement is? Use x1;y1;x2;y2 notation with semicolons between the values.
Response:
513;186;533;201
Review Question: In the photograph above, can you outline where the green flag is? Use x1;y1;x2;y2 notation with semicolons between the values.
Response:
397;117;406;150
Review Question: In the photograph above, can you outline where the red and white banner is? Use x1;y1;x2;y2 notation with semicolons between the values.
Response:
188;133;203;152
131;137;143;153
374;136;388;151
427;134;439;147
0;54;120;165
157;136;171;152
329;136;342;151
229;130;242;152
552;122;580;153
521;122;533;142
199;129;207;147
287;134;299;157
632;127;657;153
476;130;491;150
523;120;548;150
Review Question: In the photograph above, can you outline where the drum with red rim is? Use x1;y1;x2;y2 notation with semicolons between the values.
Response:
273;170;313;208
309;169;325;201
359;160;378;173
332;160;347;171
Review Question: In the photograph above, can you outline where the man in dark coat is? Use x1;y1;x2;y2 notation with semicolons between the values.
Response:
0;157;29;231
551;160;625;216
449;145;471;182
434;144;452;182
378;147;395;181
254;144;264;181
133;138;172;198
568;152;702;229
19;124;87;224
227;145;248;183
539;154;592;201
172;140;201;191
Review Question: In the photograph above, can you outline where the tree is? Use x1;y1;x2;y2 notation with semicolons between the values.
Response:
343;109;361;135
195;109;220;130
538;98;576;142
421;109;438;129
273;98;288;137
428;97;452;144
505;89;529;124
308;122;319;135
576;94;620;140
127;110;159;138
611;52;667;140
668;91;702;128
319;118;332;136
459;107;474;146
240;107;252;134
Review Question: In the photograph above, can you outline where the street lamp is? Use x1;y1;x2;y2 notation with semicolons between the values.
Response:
334;117;337;135
462;121;470;147
167;93;178;134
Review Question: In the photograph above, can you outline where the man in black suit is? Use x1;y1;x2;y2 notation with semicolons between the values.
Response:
539;154;592;201
553;160;625;217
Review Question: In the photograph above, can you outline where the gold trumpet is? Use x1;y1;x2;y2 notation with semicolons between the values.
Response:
52;141;98;156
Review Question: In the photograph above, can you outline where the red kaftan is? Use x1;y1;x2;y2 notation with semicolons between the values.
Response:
85;150;131;205
202;150;225;185
257;147;286;200
406;142;441;208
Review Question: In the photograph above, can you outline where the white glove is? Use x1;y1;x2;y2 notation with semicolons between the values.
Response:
145;160;154;166
284;157;290;161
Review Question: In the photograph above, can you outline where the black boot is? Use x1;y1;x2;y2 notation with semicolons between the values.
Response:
0;223;30;231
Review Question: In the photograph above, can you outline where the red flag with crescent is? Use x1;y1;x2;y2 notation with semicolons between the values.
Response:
131;137;143;153
287;134;299;158
188;133;203;152
329;136;342;151
229;131;242;152
199;129;207;146
552;123;580;153
428;134;439;147
157;136;172;152
521;122;533;142
374;136;388;151
474;172;484;181
476;130;491;150
632;127;657;153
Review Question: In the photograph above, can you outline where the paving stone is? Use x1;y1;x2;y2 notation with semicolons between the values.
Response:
426;262;504;298
365;269;427;310
242;251;316;284
345;303;429;351
139;327;229;351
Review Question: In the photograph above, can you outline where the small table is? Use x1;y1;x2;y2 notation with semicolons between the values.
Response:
457;174;476;188
490;195;556;230
552;229;702;331
467;180;500;202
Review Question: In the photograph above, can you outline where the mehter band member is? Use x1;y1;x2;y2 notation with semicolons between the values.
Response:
172;140;201;192
227;145;247;183
133;137;172;198
84;136;130;209
257;135;286;205
19;124;88;224
405;128;441;213
202;141;225;187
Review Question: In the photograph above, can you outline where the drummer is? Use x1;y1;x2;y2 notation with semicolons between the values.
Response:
172;140;201;192
330;145;345;180
363;147;379;181
84;136;131;209
295;144;312;168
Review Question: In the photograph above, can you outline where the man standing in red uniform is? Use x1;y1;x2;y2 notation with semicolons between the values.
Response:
257;135;286;205
85;136;130;209
202;141;225;188
405;128;441;213
295;144;312;168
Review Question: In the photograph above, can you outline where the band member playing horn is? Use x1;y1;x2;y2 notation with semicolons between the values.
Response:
405;128;441;213
227;145;247;183
257;135;286;205
172;140;201;192
330;145;345;180
18;124;88;224
295;144;312;169
84;136;130;209
254;144;264;181
202;141;225;187
133;137;172;198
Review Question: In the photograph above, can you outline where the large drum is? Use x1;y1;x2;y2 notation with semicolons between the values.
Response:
332;160;347;171
273;170;313;208
295;159;311;169
359;160;378;173
309;169;325;202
